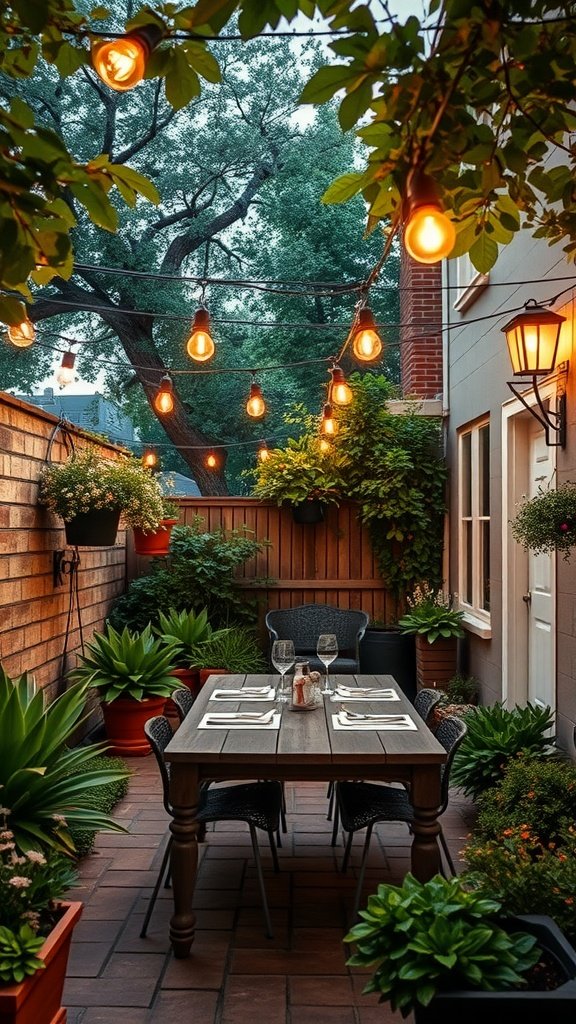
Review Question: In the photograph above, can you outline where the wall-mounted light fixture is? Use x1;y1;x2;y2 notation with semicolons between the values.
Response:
503;300;568;447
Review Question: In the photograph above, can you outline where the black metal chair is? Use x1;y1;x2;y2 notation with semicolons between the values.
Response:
413;687;443;725
141;715;282;939
332;715;468;917
265;604;369;674
171;686;195;722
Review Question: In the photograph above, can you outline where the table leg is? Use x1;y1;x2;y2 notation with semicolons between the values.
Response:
409;766;442;881
169;762;200;958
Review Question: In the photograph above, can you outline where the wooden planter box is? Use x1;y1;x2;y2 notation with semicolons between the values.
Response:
415;635;457;691
0;901;82;1024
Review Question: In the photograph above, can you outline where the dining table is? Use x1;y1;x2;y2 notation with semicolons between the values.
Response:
164;672;447;958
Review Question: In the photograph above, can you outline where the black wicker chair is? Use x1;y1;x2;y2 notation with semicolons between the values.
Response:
141;715;282;939
413;687;443;725
332;715;468;917
265;604;369;674
171;687;195;723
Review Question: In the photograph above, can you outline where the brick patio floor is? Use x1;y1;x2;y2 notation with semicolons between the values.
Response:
64;760;476;1024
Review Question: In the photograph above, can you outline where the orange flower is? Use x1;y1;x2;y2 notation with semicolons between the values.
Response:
565;898;574;906
520;831;530;840
527;790;535;799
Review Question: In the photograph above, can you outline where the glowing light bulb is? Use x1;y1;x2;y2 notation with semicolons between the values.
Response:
142;448;159;471
154;375;174;415
330;366;353;405
404;204;456;264
352;308;383;362
91;26;163;91
7;318;35;348
206;452;217;469
319;437;331;453
321;402;337;436
186;308;215;362
56;351;76;389
246;381;266;419
257;441;269;462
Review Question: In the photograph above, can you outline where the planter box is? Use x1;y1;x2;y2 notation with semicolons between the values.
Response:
101;695;168;756
359;628;416;701
415;635;457;691
0;901;82;1024
414;916;576;1024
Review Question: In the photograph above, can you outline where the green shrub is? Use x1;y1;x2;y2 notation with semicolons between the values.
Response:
69;756;130;858
475;756;576;845
451;702;556;800
194;627;267;673
442;673;479;705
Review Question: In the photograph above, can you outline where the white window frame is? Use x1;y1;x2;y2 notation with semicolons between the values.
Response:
458;418;491;634
453;253;489;313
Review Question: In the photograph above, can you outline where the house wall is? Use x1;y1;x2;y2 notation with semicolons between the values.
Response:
443;231;576;755
0;391;128;703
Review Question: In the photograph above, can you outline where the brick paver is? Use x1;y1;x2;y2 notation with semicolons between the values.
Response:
64;759;475;1023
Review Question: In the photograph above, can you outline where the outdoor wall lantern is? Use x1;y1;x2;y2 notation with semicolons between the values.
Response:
352;308;383;362
186;307;215;362
403;169;456;264
503;300;568;447
92;26;164;91
154;374;175;415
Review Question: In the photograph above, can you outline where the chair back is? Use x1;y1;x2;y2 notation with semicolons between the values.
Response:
172;687;195;722
144;715;173;815
413;687;442;724
435;714;468;816
265;604;369;659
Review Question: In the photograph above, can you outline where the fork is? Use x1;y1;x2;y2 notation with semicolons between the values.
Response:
339;705;407;721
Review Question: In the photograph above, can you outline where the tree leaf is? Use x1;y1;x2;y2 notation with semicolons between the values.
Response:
338;78;372;132
165;49;201;109
300;65;358;105
321;172;366;205
469;231;499;274
0;295;27;327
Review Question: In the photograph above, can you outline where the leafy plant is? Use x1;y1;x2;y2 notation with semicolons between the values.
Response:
451;703;557;800
154;607;228;668
68;756;130;858
398;584;465;643
250;427;345;506
511;483;576;560
0;925;45;985
464;823;576;944
0;666;129;855
69;624;179;703
193;627;267;674
442;673;480;705
344;873;540;1018
475;756;576;846
109;520;267;631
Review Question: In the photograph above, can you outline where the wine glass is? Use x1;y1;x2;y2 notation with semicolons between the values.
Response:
271;639;295;703
317;634;338;696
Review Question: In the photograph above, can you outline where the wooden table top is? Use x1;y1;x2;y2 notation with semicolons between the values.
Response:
165;674;446;767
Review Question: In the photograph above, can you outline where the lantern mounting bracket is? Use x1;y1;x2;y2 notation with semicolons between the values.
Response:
506;361;569;448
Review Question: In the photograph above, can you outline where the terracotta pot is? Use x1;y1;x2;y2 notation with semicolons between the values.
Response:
199;668;231;688
0;901;82;1024
132;518;179;556
101;695;168;756
64;509;120;547
165;667;200;718
415;635;458;691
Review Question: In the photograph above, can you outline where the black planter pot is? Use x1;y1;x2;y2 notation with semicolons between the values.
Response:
359;627;416;701
291;500;325;525
64;509;121;546
414;916;576;1024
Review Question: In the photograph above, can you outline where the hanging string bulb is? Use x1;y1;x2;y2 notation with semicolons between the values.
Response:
205;451;218;469
186;307;215;362
321;402;337;437
257;440;269;463
330;365;353;405
352;308;383;362
91;25;164;91
154;375;174;415
7;317;35;348
403;168;456;264
142;447;159;472
246;376;266;419
319;437;331;453
56;351;76;389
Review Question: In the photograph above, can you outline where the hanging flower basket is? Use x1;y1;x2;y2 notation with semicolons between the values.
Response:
511;483;576;560
64;508;121;547
132;517;179;556
291;499;325;524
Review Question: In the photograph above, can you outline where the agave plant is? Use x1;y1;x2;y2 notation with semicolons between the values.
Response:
0;667;129;855
70;623;179;703
154;607;229;667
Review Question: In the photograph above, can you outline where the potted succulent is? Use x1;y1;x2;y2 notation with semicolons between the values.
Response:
132;498;181;557
398;584;465;690
69;624;180;755
345;873;576;1023
250;432;344;524
38;447;166;546
154;606;228;695
511;482;576;560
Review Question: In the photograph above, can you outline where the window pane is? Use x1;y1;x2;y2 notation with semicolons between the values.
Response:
464;521;473;605
479;424;490;517
481;520;490;611
461;433;472;516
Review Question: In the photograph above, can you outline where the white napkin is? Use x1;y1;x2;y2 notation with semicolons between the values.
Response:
334;686;399;701
199;710;280;730
332;712;417;731
204;708;275;725
211;686;275;701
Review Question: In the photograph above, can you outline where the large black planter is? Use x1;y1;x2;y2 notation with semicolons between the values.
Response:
64;509;120;546
359;627;416;701
291;500;325;525
414;916;576;1024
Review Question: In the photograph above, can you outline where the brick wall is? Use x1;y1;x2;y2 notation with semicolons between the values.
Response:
400;254;443;399
0;391;128;702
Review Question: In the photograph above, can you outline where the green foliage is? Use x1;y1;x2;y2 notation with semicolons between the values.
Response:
511;483;576;560
451;703;557;801
0;665;129;854
441;673;480;705
398;584;465;643
39;448;166;531
192;627;266;673
0;924;45;985
0;830;76;935
69;623;179;703
464;823;576;944
68;755;130;858
154;606;226;668
109;521;266;631
344;873;540;1018
250;424;345;506
475;756;576;846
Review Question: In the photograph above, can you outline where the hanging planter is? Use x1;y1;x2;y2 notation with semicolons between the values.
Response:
133;517;179;556
511;483;576;560
291;499;325;524
64;508;121;547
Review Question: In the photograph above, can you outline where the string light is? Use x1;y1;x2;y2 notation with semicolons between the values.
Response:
403;169;456;264
352;308;383;362
186;307;215;362
257;440;269;462
142;447;159;471
91;25;164;91
319;437;331;453
55;351;76;389
7;318;36;348
330;365;353;405
205;451;218;469
154;374;174;415
321;402;337;437
246;377;266;419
